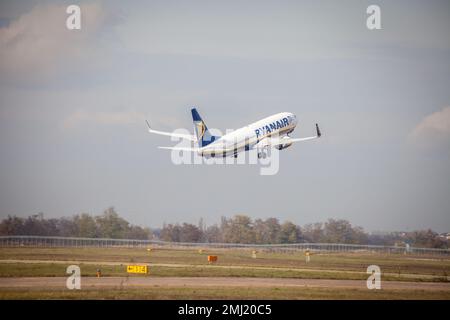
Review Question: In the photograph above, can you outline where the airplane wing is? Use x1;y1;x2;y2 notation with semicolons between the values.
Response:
258;123;322;148
289;123;321;142
158;146;199;152
146;120;197;142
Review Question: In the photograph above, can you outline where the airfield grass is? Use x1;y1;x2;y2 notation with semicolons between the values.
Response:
0;247;449;280
0;262;448;282
1;247;449;299
1;286;450;300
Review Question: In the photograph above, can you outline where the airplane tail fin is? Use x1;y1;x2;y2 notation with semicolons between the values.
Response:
191;107;219;147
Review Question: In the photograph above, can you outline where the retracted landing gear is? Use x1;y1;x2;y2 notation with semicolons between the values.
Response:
257;151;267;159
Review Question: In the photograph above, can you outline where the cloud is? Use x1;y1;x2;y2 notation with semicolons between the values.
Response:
0;2;108;81
63;110;147;129
410;106;450;146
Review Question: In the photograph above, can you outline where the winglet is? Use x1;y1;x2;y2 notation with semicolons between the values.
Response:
145;120;152;131
316;123;321;138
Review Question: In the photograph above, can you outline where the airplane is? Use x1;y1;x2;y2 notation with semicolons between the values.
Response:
146;108;321;158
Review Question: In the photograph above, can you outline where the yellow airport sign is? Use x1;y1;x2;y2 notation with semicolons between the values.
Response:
127;265;149;274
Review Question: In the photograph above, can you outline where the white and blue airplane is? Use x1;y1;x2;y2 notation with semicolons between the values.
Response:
146;108;321;158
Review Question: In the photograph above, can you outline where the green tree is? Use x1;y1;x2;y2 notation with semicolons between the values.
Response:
407;229;447;249
222;215;256;244
278;221;301;243
301;223;324;243
73;213;98;238
160;223;181;242
125;225;152;240
22;213;52;236
179;223;202;242
0;216;25;236
323;219;368;244
204;224;222;243
254;218;281;244
56;218;78;237
95;207;129;238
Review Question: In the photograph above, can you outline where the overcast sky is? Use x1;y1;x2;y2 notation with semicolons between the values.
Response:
0;0;449;233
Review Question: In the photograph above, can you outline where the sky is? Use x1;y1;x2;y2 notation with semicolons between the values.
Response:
0;0;449;233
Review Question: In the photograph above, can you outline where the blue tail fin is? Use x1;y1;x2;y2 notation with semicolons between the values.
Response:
191;108;219;147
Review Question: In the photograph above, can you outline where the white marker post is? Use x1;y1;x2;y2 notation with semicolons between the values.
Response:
305;249;311;263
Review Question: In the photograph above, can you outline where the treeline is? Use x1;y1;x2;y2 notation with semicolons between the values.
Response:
159;216;367;244
0;211;448;249
0;208;152;240
159;215;448;249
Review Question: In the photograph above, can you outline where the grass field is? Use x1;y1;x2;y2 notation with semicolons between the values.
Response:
0;246;449;299
1;247;449;279
1;287;450;300
0;262;448;282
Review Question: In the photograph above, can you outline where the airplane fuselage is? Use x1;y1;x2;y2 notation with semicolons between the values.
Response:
199;112;298;157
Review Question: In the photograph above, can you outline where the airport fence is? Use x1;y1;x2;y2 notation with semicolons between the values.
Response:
0;235;449;256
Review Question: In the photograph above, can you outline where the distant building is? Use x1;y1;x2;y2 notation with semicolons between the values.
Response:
438;233;450;240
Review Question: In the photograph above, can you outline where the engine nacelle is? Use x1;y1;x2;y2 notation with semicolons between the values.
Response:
275;137;292;150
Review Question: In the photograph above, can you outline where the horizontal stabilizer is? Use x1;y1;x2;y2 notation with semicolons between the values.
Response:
146;120;197;142
158;146;198;152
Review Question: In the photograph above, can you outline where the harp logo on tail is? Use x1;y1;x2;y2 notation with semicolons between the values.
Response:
195;121;206;140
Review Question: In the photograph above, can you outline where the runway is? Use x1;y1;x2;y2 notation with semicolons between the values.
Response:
1;277;449;291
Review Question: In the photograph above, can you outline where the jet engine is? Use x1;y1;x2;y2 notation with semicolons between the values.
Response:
275;137;293;150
